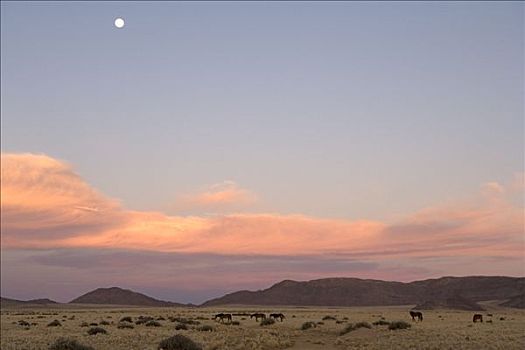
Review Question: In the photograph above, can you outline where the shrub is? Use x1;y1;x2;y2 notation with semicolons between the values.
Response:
260;318;275;326
157;316;166;320
146;320;162;327
388;321;411;330
18;320;30;327
87;327;107;335
136;317;154;325
317;321;324;325
196;325;214;332
80;322;88;327
48;338;94;350
175;323;188;330
322;315;336;321
373;320;390;326
231;321;240;325
47;320;62;327
120;316;133;323
89;323;98;326
301;321;316;330
99;320;110;325
158;334;202;350
339;322;372;335
118;323;134;329
335;320;345;324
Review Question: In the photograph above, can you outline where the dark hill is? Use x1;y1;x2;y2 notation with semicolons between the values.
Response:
500;293;525;309
201;276;524;308
414;295;485;311
1;297;59;308
69;287;184;307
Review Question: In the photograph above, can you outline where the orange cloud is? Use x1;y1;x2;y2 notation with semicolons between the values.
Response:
171;181;257;214
1;153;523;261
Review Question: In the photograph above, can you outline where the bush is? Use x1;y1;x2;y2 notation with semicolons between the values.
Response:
48;338;94;350
157;316;166;320
260;318;275;326
388;321;411;330
80;322;88;327
136;317;154;325
339;322;372;335
231;321;240;325
146;320;162;327
18;320;30;327
317;321;324;325
175;323;188;330
89;323;98;326
196;325;214;332
47;320;62;327
158;334;202;350
99;320;110;325
373;320;390;326
301;321;317;330
87;327;107;335
322;315;336;321
120;316;133;323
117;323;134;329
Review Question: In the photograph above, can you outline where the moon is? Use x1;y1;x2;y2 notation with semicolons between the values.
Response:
114;18;125;29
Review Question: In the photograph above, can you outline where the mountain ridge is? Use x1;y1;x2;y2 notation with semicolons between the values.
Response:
201;275;525;309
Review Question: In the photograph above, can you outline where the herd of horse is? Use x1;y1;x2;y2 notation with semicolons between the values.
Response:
213;312;285;323
213;310;492;324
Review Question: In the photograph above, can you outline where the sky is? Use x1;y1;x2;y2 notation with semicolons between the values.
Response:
1;1;524;304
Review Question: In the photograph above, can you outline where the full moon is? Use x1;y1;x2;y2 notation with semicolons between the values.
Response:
114;18;125;29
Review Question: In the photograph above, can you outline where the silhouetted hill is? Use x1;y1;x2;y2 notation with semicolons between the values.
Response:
70;287;184;307
1;297;59;307
201;276;525;308
500;293;525;309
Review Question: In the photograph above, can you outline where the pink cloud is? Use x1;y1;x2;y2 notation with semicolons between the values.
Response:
1;153;523;263
171;181;258;214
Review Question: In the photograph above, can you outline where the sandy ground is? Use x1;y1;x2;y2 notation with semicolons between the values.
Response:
1;302;524;349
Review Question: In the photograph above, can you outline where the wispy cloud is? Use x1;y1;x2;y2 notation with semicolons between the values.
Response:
170;180;258;214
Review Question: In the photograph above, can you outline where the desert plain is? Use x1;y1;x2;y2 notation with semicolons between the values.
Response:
1;302;524;350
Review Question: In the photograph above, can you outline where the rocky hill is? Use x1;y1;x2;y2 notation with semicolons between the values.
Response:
69;287;184;307
201;276;525;308
0;297;58;307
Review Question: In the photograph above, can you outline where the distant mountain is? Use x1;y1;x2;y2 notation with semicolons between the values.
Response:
1;297;59;307
201;276;525;308
414;295;485;311
69;287;185;307
500;293;525;309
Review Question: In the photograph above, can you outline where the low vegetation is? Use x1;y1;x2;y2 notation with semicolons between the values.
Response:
117;323;134;329
339;322;372;335
146;320;162;327
301;321;317;330
260;318;275;326
47;320;62;327
87;327;107;335
175;323;188;330
373;320;390;326
388;321;412;330
322;315;337;321
48;338;94;350
196;325;214;332
158;334;202;350
119;316;133;323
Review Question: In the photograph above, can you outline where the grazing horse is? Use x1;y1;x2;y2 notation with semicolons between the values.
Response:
269;313;285;322
250;313;266;322
214;313;232;323
409;311;423;322
473;314;483;323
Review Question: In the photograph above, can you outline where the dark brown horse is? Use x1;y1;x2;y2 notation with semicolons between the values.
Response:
269;313;285;322
214;313;232;323
409;311;423;321
250;313;266;322
473;314;483;323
